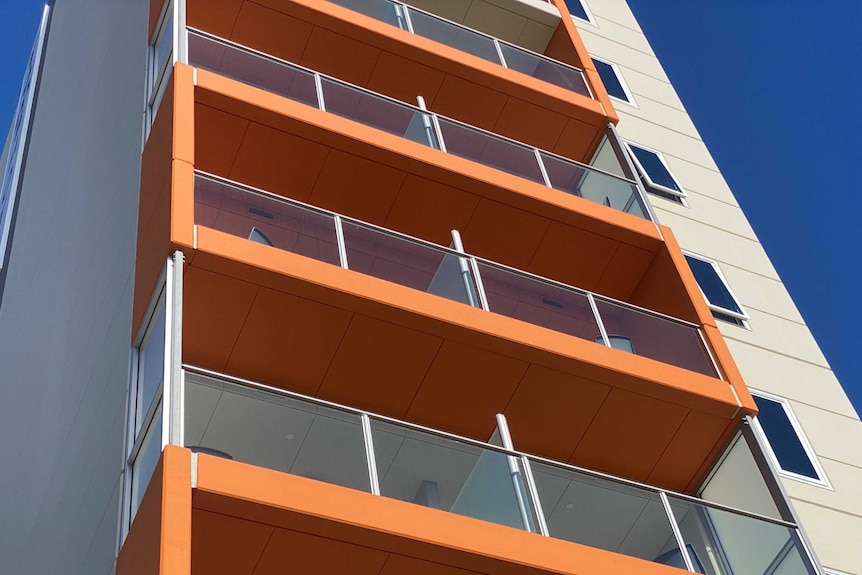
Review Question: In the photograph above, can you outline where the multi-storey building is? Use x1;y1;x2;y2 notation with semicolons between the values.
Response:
0;0;859;574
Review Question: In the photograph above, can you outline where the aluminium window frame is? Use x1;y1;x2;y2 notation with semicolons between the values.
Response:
589;54;637;107
567;0;597;26
749;389;832;490
623;140;688;203
682;250;750;325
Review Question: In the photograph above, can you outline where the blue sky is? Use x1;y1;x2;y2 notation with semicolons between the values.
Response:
1;2;860;414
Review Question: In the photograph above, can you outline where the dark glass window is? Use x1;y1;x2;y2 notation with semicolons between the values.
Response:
565;0;590;21
685;255;744;316
628;144;683;193
753;395;820;480
592;58;630;102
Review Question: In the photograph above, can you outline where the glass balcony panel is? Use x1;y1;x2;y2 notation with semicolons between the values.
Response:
406;8;502;65
530;460;681;565
667;497;814;575
329;0;404;27
498;44;589;96
194;176;341;266
540;152;649;218
593;298;717;376
184;373;371;492
476;263;601;341
371;420;537;531
131;402;163;517
187;32;318;108
341;221;478;306
437;119;545;184
318;78;435;146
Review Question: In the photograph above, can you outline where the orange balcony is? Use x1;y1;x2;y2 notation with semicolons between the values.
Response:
164;0;617;161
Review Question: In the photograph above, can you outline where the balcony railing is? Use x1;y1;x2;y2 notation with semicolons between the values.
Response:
181;366;818;575
185;29;651;221
327;0;590;97
195;172;718;377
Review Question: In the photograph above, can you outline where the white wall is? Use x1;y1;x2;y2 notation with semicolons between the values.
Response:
574;1;862;573
0;0;147;572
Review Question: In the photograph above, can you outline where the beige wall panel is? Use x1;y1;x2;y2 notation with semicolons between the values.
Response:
785;458;862;520
652;155;740;205
580;0;641;32
576;16;653;55
653;210;779;279
789;402;862;468
611;66;686;112
791;499;862;575
725;339;856;418
615;115;718;170
653;196;757;241
618;97;701;139
720;309;828;368
722;264;805;322
577;27;670;82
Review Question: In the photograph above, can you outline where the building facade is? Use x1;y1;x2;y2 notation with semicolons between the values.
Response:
0;1;859;574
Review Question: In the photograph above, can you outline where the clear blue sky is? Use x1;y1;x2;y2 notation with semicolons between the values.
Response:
1;1;859;414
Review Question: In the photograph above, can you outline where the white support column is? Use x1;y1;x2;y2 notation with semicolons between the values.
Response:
165;250;185;447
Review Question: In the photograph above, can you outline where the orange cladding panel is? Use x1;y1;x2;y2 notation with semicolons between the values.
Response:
594;242;656;301
117;459;163;575
224;286;353;394
191;509;272;575
430;75;507;132
366;51;446;107
526;221;620;292
553;116;606;164
229;122;329;202
316;314;443;417
187;0;243;39
193;104;249;177
253;527;390;575
405;340;529;440
462;199;550;270
300;26;381;87
503;364;611;462
307;150;407;224
492;98;568;154
229;1;312;64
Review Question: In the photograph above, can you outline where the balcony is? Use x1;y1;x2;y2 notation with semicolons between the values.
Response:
195;172;712;376
186;29;648;220
119;367;818;575
327;0;590;96
182;0;613;157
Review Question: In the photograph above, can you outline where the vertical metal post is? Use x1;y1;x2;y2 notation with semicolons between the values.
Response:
493;38;508;68
495;415;537;534
520;455;550;536
469;257;490;311
333;215;349;269
697;328;724;381
416;96;438;149
660;491;697;573
314;72;326;112
168;250;185;446
361;414;381;496
161;259;174;450
401;2;415;34
742;416;825;575
534;148;552;188
450;230;479;308
587;293;611;347
175;0;187;64
431;114;447;153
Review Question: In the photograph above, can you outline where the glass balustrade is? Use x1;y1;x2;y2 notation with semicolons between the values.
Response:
328;0;591;96
186;29;650;220
180;368;817;575
193;172;716;376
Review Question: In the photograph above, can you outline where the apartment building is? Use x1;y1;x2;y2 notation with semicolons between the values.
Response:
0;0;859;574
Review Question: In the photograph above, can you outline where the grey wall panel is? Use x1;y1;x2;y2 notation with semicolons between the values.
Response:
0;0;147;572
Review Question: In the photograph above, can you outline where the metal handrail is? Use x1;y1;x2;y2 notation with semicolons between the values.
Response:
185;28;636;189
195;171;694;330
182;363;799;530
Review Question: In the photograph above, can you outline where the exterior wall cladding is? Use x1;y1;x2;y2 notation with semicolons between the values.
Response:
0;1;858;575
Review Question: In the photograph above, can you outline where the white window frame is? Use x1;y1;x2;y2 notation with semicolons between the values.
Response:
623;140;688;203
682;251;749;326
567;0;597;26
750;389;832;490
590;55;636;107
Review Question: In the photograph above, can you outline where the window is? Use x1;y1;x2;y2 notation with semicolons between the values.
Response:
565;0;595;25
624;142;686;203
683;253;748;326
591;56;635;105
751;391;830;488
